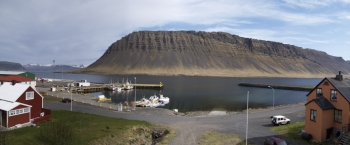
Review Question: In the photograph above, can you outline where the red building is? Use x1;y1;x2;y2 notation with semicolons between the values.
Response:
0;75;37;88
0;83;51;128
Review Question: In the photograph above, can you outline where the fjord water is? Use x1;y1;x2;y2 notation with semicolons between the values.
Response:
34;72;321;112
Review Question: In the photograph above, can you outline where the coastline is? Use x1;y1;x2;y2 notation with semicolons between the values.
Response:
38;80;306;117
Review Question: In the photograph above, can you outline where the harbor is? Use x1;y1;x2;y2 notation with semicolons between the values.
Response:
238;82;314;91
44;79;164;94
33;71;322;112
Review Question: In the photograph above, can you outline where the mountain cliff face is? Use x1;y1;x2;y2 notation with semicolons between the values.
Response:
76;31;350;78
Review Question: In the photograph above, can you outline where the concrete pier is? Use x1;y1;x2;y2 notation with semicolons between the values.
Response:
238;82;313;91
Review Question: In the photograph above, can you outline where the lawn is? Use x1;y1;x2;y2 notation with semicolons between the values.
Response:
271;122;332;145
5;110;174;145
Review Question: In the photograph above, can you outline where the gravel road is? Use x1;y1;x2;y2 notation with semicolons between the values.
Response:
44;100;307;145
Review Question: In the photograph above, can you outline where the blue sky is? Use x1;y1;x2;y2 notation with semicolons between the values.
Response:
1;0;350;66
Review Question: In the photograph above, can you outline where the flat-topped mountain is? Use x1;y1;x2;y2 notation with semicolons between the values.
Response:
75;31;350;78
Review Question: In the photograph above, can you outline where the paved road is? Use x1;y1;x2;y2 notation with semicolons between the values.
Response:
44;100;307;145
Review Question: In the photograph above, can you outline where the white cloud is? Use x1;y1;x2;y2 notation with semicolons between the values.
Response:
0;0;349;64
283;0;333;9
283;0;350;9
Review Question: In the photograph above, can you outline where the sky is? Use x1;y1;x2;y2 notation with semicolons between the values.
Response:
1;0;350;66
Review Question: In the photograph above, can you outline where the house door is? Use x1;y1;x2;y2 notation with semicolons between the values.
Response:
326;128;333;139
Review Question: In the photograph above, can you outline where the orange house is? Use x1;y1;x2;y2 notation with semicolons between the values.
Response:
305;71;350;142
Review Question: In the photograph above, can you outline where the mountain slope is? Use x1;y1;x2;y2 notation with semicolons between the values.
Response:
0;61;26;71
23;64;84;72
75;31;350;78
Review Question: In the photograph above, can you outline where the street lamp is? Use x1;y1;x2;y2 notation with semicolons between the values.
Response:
70;88;72;111
132;77;136;110
246;91;249;145
70;81;73;111
268;86;275;111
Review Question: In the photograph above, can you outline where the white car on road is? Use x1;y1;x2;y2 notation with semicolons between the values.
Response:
271;115;290;125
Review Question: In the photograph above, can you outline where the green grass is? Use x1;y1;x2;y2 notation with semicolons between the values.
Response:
43;95;62;102
271;122;332;145
7;110;174;145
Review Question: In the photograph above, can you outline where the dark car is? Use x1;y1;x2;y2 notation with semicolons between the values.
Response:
62;98;73;103
264;136;288;145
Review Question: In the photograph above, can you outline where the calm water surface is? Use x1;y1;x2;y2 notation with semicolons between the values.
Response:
33;72;321;112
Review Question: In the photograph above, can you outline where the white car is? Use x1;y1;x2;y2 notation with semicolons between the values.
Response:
271;115;290;125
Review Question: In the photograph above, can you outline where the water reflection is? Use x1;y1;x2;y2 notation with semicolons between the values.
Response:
33;72;321;112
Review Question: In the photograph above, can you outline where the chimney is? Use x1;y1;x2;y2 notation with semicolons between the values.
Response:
12;80;16;85
336;71;343;81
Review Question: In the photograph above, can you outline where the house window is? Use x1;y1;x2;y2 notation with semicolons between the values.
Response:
323;81;329;86
9;110;15;116
335;109;342;123
311;109;316;121
331;90;337;101
23;108;29;113
316;88;322;98
26;91;34;100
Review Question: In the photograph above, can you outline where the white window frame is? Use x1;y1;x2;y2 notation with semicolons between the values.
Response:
9;110;15;116
26;91;34;100
331;90;337;101
9;107;30;116
311;109;316;121
23;108;29;113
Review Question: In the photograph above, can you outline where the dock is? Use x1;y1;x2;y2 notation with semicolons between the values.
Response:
238;82;313;91
70;86;106;94
133;82;163;89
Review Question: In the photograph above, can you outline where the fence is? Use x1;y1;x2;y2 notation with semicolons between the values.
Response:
33;108;52;124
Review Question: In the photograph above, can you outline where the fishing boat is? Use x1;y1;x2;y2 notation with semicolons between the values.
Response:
135;93;170;108
135;97;151;107
159;94;170;103
122;79;134;90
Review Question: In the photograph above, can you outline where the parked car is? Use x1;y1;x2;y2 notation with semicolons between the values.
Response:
271;115;290;125
62;98;73;103
264;136;288;145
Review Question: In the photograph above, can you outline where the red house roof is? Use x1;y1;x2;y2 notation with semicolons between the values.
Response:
0;75;33;82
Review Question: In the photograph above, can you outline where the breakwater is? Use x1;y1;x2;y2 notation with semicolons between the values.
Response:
238;83;313;91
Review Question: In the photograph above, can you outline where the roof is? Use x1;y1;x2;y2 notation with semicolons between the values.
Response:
0;75;34;82
327;77;350;102
305;96;335;110
0;100;31;111
0;83;31;102
0;71;25;75
273;115;286;118
306;77;350;103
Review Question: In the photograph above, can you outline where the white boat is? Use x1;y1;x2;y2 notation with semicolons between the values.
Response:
109;85;116;91
159;94;170;103
149;100;169;108
122;79;134;90
135;97;150;107
149;94;159;102
135;93;170;108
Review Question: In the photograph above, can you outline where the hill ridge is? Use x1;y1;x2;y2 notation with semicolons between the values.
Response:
75;31;350;78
